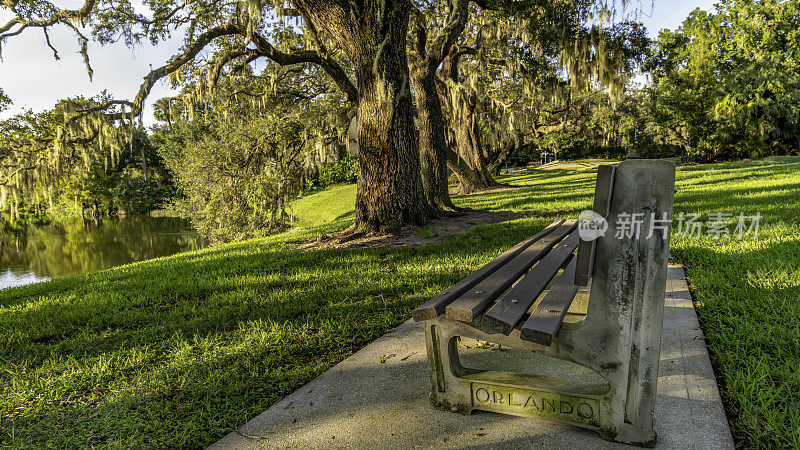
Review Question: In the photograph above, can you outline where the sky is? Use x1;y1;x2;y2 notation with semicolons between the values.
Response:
0;0;718;127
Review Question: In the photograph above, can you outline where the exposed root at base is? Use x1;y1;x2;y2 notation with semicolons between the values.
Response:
297;209;533;250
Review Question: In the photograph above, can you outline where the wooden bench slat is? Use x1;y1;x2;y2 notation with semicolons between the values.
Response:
574;165;616;286
519;258;580;345
444;219;578;323
411;220;565;321
482;231;581;335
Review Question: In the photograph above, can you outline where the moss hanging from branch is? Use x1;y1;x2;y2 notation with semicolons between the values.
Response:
0;97;132;220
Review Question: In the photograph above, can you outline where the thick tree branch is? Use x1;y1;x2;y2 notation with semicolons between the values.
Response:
427;0;471;68
0;0;96;39
249;31;357;103
68;21;357;125
4;4;358;141
99;23;242;120
108;1;189;26
210;47;252;87
410;0;472;78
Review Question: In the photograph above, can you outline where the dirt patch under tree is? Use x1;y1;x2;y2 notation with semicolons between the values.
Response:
298;210;534;251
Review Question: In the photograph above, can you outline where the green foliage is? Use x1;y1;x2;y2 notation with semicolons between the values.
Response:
569;89;683;160
506;141;539;167
155;93;313;243
0;98;173;221
536;127;578;155
647;0;800;160
448;4;651;168
149;51;349;242
113;173;173;215
58;161;117;215
0;88;9;112
500;88;682;164
318;156;359;187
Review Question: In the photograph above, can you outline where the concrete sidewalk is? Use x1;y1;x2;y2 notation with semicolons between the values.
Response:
211;266;734;449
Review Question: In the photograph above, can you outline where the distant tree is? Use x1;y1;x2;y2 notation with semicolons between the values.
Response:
154;82;314;242
0;97;130;220
646;12;726;159
0;97;172;221
432;3;648;193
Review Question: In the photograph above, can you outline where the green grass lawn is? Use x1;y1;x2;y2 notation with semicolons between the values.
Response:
290;183;356;228
1;157;799;448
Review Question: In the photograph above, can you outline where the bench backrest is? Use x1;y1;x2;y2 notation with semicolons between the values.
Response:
574;165;617;286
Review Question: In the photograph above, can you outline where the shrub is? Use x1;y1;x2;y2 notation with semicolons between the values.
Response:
319;156;359;187
157;111;307;243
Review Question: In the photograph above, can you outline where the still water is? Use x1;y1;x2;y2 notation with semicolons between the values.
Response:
0;216;207;290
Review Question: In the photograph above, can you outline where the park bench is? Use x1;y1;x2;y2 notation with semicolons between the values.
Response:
412;159;676;447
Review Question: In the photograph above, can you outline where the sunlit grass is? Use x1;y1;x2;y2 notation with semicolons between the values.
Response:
290;184;356;228
1;157;799;447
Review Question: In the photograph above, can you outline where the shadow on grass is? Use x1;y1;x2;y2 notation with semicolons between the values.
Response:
0;215;559;447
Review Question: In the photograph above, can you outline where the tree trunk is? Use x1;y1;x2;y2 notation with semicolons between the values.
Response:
411;68;457;212
446;146;487;192
407;2;471;213
440;44;498;195
139;141;149;182
488;138;516;176
355;66;432;232
296;1;433;233
448;95;497;194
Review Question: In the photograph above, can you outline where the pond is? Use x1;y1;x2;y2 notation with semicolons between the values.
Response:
0;216;207;290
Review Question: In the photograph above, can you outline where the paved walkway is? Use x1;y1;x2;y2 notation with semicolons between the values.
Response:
211;266;734;449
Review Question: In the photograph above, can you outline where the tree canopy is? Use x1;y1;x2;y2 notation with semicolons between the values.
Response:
647;0;800;160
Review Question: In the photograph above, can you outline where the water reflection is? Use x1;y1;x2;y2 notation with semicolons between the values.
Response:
0;216;207;290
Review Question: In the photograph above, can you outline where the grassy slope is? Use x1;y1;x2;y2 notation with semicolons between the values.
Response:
290;184;356;228
1;157;798;447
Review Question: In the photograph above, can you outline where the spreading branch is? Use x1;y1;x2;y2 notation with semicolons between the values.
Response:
0;0;96;43
249;31;357;103
67;24;357;123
